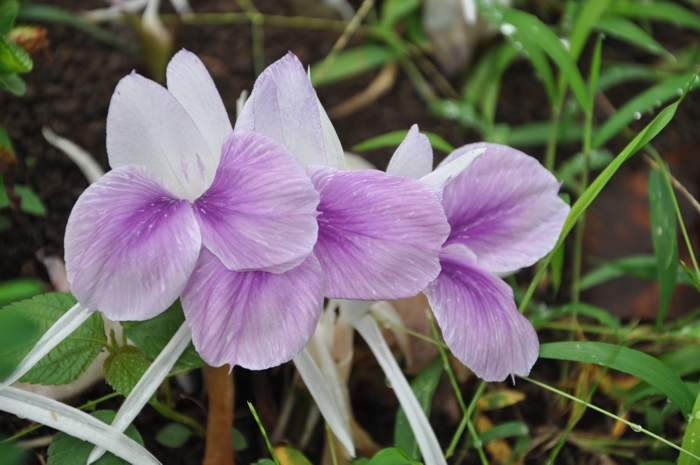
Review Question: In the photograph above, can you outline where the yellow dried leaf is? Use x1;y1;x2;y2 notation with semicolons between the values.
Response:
477;389;526;411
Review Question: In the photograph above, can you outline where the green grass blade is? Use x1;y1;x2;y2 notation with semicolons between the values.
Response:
310;45;397;87
593;71;700;149
597;14;672;58
597;63;657;92
609;0;700;32
502;8;590;110
508;121;584;146
648;164;678;328
568;0;612;60
580;255;693;290
540;342;694;416
679;390;700;464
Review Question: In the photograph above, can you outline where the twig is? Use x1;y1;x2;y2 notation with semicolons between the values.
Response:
328;61;398;118
203;365;235;465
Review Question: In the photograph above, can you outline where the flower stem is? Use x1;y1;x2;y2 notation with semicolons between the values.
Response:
203;364;235;465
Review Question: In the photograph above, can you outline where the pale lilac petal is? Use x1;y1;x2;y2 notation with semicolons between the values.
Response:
316;95;346;169
308;166;449;300
419;147;484;201
181;249;324;370
65;166;201;320
166;50;233;166
235;52;341;168
193;132;319;273
107;72;214;200
424;253;539;382
441;143;569;273
386;125;433;180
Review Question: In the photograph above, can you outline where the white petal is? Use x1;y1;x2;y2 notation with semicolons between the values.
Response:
0;387;160;465
88;322;192;464
419;148;484;200
0;303;90;390
353;315;446;465
386;125;433;180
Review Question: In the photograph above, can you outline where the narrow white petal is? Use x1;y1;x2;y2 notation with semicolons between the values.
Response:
293;349;355;456
0;387;160;465
316;96;346;169
419;148;485;200
461;0;478;24
0;303;91;391
88;322;192;464
353;315;446;465
42;127;105;184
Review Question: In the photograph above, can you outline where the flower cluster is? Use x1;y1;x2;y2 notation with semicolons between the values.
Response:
65;49;568;382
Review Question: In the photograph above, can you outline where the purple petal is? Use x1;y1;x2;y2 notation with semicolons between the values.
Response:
166;50;233;166
181;249;324;370
193;132;320;273
308;166;449;300
107;72;214;200
235;52;343;168
386;125;433;180
424;253;539;382
65;166;201;321
441;143;569;273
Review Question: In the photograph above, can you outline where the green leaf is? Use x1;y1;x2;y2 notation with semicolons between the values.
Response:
597;14;671;58
155;422;192;448
0;124;14;158
0;72;25;96
0;175;9;210
549;242;564;296
593;72;700;149
121;299;203;369
351;129;454;154
508;121;584;146
679;390;700;464
394;357;442;461
310;45;398;87
13;184;46;216
0;0;18;35
274;446;313;465
539;342;695;416
660;346;700;378
501;8;590;110
0;310;36;380
231;428;248;451
0;35;31;74
648;164;678;328
252;460;276;465
479;421;529;443
380;0;421;29
47;410;144;465
555;150;613;190
512;33;557;106
103;345;152;397
609;0;700;32
365;448;420;465
0;437;26;465
568;0;612;60
0;278;47;307
597;64;657;92
559;303;620;329
680;260;700;293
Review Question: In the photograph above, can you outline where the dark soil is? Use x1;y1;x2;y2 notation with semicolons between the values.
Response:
2;0;700;464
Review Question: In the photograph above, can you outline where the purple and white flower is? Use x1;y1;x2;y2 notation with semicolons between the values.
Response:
388;129;570;382
64;50;322;369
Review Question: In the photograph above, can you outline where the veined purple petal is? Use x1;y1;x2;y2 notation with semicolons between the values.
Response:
308;166;449;300
441;143;569;273
424;252;539;382
65;166;201;321
386;125;433;180
235;52;342;168
193;131;319;273
166;50;233;166
107;72;214;201
181;249;324;370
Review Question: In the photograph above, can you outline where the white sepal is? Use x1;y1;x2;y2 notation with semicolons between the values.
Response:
43;127;105;184
88;322;192;464
353;315;447;465
420;148;485;200
0;386;160;465
0;303;91;391
293;348;355;456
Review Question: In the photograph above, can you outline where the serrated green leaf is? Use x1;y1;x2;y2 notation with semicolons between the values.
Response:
47;410;144;465
394;357;442;461
121;299;203;369
103;345;152;397
539;342;695;416
597;14;671;57
0;293;106;385
0;310;36;380
155;422;192;448
0;35;31;74
0;437;26;465
13;184;45;216
380;0;421;29
648;165;678;327
593;72;700;149
0;0;18;35
478;421;529;443
0;72;25;96
609;0;700;32
351;129;454;154
310;45;398;87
